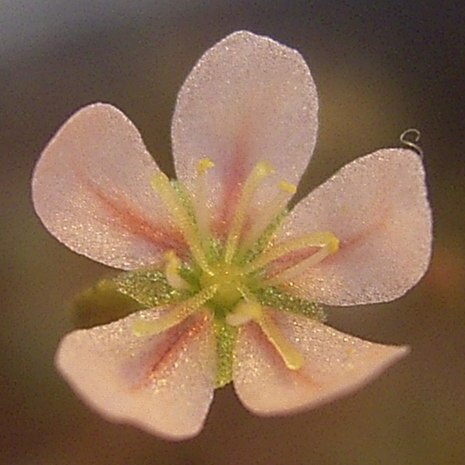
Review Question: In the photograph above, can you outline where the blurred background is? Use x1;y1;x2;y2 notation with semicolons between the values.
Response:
1;1;464;464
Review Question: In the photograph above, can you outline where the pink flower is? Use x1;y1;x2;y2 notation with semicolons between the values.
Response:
32;31;432;440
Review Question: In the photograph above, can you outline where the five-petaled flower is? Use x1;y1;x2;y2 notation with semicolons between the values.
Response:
32;31;432;440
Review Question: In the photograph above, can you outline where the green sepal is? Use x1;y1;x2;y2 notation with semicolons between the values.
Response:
214;318;238;388
255;286;326;321
70;279;142;329
113;269;184;307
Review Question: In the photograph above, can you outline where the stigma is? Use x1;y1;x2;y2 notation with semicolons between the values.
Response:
200;264;244;308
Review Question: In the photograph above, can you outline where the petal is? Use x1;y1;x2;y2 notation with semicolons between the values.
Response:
276;149;432;305
172;31;318;231
234;310;408;415
56;310;215;440
32;103;185;270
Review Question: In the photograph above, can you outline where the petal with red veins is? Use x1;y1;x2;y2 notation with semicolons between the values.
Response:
32;103;186;270
276;149;432;305
55;310;215;440
234;310;408;415
172;31;318;233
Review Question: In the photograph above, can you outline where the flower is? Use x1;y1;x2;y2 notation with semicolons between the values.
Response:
32;31;432;440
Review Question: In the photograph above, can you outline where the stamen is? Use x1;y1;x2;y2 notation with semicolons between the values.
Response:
226;300;262;326
241;179;296;250
225;291;303;370
269;244;333;283
164;250;190;290
151;173;212;274
132;284;218;337
243;231;339;275
257;309;304;370
194;158;215;241
224;162;275;264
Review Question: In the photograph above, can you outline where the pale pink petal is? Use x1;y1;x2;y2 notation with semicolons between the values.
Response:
234;309;408;415
172;31;318;233
32;103;186;270
56;310;215;440
275;149;432;305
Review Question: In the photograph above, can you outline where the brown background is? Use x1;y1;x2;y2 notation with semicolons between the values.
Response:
1;1;464;464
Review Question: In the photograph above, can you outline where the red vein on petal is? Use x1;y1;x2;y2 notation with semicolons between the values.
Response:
133;313;210;390
272;208;390;283
247;317;321;390
342;214;388;249
75;167;187;255
214;102;262;239
319;208;390;268
94;188;185;252
265;246;319;279
214;141;247;238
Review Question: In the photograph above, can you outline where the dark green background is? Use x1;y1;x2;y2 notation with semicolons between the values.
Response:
1;1;464;464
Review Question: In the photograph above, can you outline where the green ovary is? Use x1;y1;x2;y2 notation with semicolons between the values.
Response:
199;264;246;309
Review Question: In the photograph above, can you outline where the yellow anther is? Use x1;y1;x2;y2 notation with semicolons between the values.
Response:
151;173;212;274
196;158;215;175
226;300;262;326
255;161;275;177
224;161;275;263
326;235;340;254
278;180;297;194
244;231;339;275
257;311;304;370
165;250;178;262
164;250;189;290
132;285;218;337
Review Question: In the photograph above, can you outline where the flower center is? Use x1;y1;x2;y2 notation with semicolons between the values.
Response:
132;158;340;374
200;264;244;309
